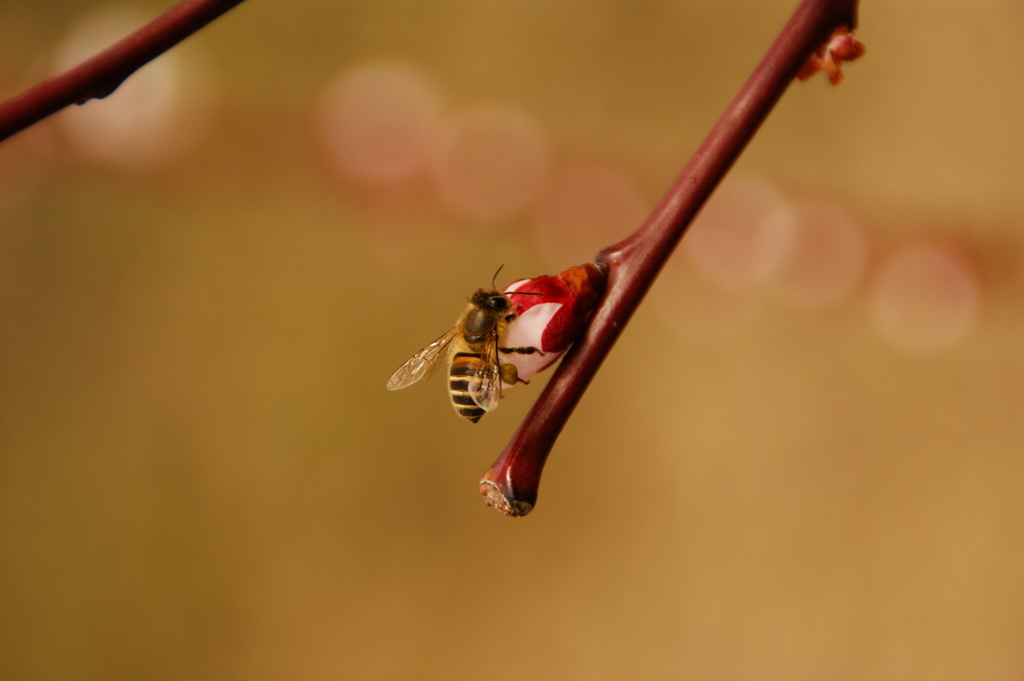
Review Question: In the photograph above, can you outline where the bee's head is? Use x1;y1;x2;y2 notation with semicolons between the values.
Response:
471;289;511;313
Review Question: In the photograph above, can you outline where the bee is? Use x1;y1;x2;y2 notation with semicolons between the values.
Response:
386;272;543;423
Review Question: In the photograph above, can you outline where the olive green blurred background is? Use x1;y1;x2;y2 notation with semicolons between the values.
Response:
2;1;1023;680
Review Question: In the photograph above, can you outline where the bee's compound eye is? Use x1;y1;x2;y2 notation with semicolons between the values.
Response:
488;295;509;312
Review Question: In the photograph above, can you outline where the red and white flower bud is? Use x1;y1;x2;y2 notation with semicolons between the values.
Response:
501;262;604;384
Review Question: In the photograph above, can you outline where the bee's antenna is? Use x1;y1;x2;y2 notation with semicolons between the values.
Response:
491;264;504;289
492;264;540;296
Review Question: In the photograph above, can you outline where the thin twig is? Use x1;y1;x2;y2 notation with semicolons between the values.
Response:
0;0;246;142
481;0;860;516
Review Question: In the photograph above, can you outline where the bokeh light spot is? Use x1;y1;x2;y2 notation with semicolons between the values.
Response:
52;6;215;170
682;176;795;290
869;243;980;353
532;164;648;267
315;60;441;186
772;199;868;309
428;105;548;224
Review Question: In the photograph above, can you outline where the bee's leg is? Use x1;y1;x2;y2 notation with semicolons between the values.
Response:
498;347;540;385
499;345;546;357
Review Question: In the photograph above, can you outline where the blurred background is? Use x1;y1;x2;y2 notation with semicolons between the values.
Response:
1;1;1022;679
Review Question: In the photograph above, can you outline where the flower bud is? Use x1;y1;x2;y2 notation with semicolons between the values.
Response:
501;262;604;383
796;26;866;86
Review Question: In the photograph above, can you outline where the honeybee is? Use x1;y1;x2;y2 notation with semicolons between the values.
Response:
386;274;542;423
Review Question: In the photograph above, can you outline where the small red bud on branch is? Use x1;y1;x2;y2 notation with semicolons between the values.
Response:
796;26;867;85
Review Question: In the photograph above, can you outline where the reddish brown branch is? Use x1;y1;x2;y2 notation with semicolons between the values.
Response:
0;0;246;142
481;0;860;516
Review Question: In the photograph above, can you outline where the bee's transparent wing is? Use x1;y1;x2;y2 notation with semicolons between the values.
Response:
386;328;458;391
468;332;502;411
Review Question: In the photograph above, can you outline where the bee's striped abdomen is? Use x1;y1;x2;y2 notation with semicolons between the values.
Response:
449;352;486;423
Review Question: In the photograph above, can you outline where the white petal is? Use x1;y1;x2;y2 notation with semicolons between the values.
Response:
501;302;564;385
